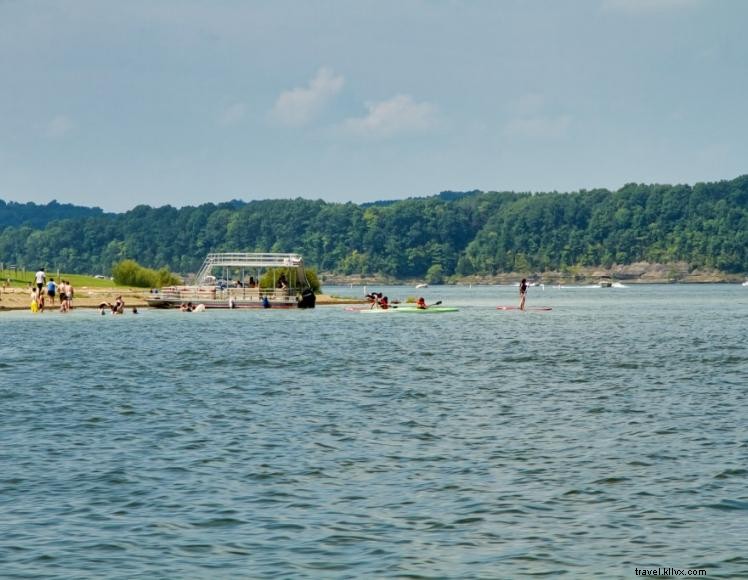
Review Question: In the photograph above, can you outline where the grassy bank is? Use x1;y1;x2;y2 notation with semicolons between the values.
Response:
0;269;124;289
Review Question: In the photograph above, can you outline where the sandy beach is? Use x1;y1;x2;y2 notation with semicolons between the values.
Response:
0;287;359;311
0;287;148;311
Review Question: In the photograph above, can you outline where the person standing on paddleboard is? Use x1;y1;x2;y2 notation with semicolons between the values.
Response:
519;278;528;311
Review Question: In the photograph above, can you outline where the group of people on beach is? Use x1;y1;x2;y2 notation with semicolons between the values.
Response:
30;268;74;313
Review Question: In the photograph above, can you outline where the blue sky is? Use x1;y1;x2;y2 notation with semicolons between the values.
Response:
1;0;746;212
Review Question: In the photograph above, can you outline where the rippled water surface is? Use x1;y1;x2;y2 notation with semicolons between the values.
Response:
1;284;747;578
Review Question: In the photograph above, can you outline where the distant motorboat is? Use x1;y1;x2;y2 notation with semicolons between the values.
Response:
415;283;429;288
743;280;748;287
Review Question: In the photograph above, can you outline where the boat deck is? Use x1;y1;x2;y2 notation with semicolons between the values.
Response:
150;252;315;309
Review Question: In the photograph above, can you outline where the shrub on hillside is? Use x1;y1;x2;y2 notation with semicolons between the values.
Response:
112;260;181;288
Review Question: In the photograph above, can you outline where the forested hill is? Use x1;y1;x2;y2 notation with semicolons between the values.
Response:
0;199;106;230
0;176;746;278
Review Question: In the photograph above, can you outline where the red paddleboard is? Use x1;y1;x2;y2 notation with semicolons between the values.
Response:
497;306;552;311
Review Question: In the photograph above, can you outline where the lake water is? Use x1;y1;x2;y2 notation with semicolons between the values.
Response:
1;284;747;578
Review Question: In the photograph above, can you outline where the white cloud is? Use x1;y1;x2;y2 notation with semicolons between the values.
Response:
46;115;75;138
504;115;572;140
601;0;701;14
271;67;344;126
341;94;438;138
219;102;247;126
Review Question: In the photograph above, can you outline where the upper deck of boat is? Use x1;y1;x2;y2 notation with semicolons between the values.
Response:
194;252;306;285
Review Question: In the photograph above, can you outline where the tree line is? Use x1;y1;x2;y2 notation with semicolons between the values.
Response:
1;175;746;280
0;199;105;230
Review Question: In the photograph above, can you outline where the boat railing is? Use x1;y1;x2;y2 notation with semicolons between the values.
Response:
154;285;297;304
193;252;304;285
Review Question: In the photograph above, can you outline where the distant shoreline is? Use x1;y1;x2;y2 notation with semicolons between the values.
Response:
2;263;746;312
321;261;746;286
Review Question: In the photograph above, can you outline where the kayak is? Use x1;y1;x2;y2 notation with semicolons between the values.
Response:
355;306;458;314
497;306;552;311
345;304;402;312
390;306;458;313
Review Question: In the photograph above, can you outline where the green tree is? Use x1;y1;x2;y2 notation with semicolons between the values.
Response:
258;267;321;294
112;260;180;287
425;264;444;284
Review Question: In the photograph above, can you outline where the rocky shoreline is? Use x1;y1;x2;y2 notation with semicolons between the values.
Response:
321;261;746;286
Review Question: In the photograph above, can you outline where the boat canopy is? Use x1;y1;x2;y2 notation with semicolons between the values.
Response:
193;252;309;287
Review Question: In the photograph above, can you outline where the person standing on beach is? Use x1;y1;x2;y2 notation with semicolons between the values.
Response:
59;280;72;312
519;278;528;311
35;268;46;297
58;281;67;312
65;280;74;310
30;286;39;312
46;278;57;305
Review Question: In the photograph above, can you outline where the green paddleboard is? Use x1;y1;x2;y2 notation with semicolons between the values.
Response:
390;306;458;313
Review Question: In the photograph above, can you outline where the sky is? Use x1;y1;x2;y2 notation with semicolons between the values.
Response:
1;0;746;212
